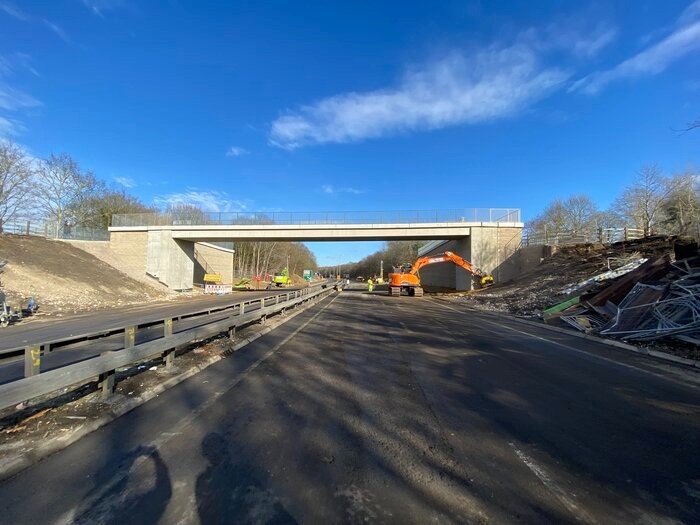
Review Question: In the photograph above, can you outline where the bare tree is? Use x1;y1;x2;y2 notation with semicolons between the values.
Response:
34;153;101;237
658;170;700;237
81;189;156;229
563;194;598;232
0;140;34;231
614;164;679;236
166;203;208;225
527;194;598;238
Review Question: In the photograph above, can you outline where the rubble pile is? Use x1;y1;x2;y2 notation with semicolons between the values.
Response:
550;252;700;349
462;236;675;316
461;236;700;359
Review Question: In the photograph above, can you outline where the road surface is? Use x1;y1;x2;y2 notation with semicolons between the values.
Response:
0;285;698;523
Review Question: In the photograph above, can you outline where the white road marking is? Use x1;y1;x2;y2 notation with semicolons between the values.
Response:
508;442;594;523
426;299;680;382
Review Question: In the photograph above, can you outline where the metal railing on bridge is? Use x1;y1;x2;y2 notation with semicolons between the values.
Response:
111;208;522;227
522;227;645;247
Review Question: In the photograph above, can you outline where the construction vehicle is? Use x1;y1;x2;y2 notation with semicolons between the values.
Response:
388;251;493;297
0;260;37;327
267;267;292;288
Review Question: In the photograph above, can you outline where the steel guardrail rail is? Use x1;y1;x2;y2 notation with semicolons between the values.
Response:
0;285;334;411
0;285;323;359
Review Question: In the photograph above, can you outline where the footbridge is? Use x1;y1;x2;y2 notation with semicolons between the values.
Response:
109;209;523;291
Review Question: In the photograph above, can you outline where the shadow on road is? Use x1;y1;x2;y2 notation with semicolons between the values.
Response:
196;431;297;525
72;445;172;524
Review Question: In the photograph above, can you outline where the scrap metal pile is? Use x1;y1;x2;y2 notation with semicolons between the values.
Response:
544;244;700;346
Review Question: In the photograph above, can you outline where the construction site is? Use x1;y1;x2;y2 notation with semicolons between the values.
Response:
0;1;698;521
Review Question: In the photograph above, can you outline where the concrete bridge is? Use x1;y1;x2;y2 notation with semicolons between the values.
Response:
108;209;523;291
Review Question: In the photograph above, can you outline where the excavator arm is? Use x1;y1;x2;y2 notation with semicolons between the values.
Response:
408;251;482;277
388;251;492;296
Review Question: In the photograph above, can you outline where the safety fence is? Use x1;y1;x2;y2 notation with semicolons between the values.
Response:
0;219;109;241
522;227;645;247
112;208;522;227
0;285;333;411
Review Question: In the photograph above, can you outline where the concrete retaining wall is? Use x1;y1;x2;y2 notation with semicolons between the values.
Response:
110;231;149;276
418;225;522;290
194;243;234;284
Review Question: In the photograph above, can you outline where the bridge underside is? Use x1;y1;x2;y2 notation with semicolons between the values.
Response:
109;222;523;291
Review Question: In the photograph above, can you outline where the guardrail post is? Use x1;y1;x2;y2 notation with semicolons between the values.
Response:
240;303;245;315
260;314;267;325
99;371;115;398
163;349;175;370
24;345;41;377
98;352;116;399
160;318;175;369
229;326;236;340
124;326;136;348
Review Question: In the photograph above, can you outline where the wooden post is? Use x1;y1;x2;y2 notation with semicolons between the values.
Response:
98;351;116;399
229;326;236;341
163;349;175;370
99;370;115;398
124;326;136;348
24;345;41;377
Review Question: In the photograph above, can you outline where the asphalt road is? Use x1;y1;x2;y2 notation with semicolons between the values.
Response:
0;285;698;523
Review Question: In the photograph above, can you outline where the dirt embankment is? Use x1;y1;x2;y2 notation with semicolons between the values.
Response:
458;236;676;316
0;234;166;315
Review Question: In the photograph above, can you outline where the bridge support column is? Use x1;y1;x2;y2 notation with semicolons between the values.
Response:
146;230;195;290
454;237;472;291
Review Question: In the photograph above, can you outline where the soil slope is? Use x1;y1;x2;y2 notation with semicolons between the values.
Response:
459;236;676;316
0;234;165;315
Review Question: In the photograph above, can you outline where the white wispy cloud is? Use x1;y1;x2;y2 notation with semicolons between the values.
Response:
225;146;248;157
0;53;41;136
82;0;126;17
43;19;70;42
321;185;364;195
269;39;571;149
153;190;250;213
0;1;29;21
0;116;21;136
572;1;700;95
114;176;135;188
566;25;617;58
0;84;41;111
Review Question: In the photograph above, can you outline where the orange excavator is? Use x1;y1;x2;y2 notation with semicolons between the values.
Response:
388;251;493;297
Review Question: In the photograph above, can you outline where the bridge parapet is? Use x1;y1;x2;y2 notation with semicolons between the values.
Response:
112;208;520;227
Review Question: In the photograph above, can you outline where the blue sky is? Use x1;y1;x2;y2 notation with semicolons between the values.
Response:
1;1;699;265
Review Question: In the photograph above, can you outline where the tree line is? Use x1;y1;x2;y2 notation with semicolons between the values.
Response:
528;164;699;240
319;240;423;280
0;140;155;233
0;139;317;277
